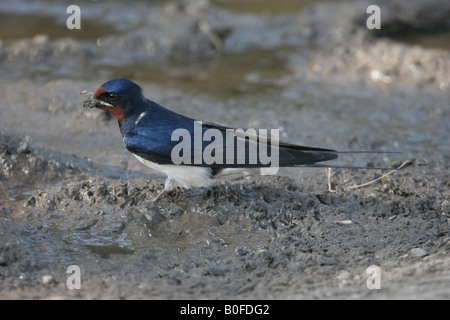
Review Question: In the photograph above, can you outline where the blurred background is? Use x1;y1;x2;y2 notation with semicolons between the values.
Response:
0;0;449;185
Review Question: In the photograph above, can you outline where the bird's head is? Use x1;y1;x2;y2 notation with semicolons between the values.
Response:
84;78;145;123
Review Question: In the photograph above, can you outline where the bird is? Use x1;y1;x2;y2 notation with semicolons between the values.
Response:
83;78;400;201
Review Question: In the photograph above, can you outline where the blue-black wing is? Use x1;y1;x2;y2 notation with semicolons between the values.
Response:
123;102;338;167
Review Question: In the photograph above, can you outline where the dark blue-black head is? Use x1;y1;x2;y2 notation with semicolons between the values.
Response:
90;78;145;123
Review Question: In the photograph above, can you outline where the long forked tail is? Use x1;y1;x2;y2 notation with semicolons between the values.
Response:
303;151;411;171
304;162;411;171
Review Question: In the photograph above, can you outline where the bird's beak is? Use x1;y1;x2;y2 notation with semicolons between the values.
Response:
83;97;114;109
81;86;113;109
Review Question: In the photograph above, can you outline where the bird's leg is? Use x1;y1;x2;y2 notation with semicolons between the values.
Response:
151;177;177;202
325;168;336;193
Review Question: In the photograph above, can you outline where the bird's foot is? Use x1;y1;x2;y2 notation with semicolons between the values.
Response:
151;177;177;203
325;168;336;193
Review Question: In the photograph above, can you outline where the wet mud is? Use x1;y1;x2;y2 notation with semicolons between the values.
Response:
0;0;449;299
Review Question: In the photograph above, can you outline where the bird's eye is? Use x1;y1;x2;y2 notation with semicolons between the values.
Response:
108;93;118;101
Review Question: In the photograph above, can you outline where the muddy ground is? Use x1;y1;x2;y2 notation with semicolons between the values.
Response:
0;0;449;299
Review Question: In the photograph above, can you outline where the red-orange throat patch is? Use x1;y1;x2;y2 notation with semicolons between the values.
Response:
97;105;125;123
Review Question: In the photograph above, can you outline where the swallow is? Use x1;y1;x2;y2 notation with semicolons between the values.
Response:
83;78;400;201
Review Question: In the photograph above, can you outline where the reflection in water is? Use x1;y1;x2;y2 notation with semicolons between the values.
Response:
107;47;294;99
0;12;115;41
212;0;325;15
388;30;450;51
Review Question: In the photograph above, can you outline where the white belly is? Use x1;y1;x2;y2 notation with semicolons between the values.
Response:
133;154;214;188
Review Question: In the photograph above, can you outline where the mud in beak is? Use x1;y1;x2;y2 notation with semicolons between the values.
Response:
82;97;114;109
81;90;113;109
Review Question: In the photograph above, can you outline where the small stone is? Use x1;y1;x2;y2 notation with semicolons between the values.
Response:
206;265;229;277
235;246;249;256
335;219;353;225
409;248;427;258
17;139;31;154
217;213;227;225
25;196;36;207
42;275;54;284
